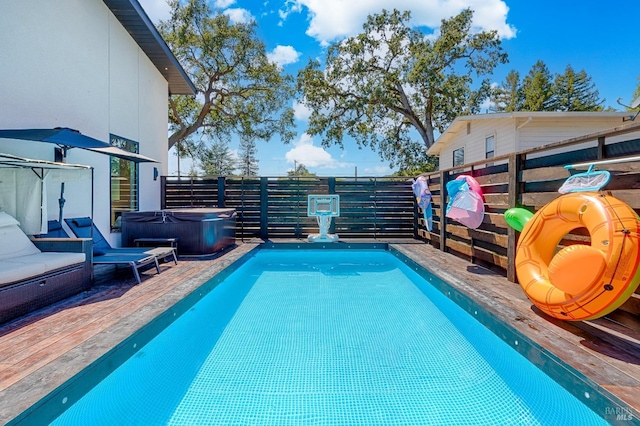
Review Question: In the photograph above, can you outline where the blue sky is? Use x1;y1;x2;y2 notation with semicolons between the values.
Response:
138;0;640;177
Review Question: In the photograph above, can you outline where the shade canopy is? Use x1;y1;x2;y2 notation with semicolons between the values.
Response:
0;152;92;170
0;153;93;235
0;127;158;163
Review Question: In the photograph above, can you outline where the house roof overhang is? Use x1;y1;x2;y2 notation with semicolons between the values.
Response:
103;0;196;96
427;111;631;156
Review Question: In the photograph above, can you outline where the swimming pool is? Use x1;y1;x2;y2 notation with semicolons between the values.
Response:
21;248;607;425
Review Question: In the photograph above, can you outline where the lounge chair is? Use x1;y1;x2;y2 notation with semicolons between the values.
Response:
90;252;159;284
64;217;178;265
62;218;176;283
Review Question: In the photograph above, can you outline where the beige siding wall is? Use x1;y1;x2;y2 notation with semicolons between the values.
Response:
438;118;515;169
517;117;625;151
436;115;629;169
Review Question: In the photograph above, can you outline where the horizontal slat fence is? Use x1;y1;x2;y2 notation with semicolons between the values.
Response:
162;176;416;240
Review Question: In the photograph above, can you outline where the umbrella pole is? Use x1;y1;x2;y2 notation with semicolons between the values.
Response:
58;182;65;224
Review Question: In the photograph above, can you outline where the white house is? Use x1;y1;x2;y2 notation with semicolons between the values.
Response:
428;112;632;170
0;0;195;246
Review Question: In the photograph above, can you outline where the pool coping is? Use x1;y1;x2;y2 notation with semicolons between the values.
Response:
2;241;639;425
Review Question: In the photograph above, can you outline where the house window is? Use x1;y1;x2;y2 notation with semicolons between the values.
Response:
110;134;139;231
453;147;464;167
485;135;495;159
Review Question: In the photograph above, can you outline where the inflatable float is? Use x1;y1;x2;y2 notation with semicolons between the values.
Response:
513;192;640;320
412;176;433;232
445;175;484;229
504;207;533;232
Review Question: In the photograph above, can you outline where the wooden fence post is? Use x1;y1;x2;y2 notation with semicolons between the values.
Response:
439;170;449;252
328;177;336;235
507;153;524;282
160;176;166;209
260;177;268;240
597;136;605;160
189;177;194;207
217;176;225;208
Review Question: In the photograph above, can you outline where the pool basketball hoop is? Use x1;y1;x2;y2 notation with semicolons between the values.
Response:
307;194;339;242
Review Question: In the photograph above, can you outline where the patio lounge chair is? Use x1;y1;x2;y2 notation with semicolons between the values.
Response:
35;220;71;238
64;217;178;264
90;252;159;284
63;218;176;283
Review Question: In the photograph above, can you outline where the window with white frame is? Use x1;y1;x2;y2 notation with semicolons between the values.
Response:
453;147;464;167
485;135;495;159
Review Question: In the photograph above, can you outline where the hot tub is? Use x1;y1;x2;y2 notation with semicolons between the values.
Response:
121;208;236;255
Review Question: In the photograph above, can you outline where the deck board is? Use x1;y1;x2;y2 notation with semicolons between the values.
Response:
1;240;639;424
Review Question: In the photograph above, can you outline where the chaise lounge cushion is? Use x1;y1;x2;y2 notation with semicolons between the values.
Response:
10;252;86;273
0;212;86;285
0;213;42;261
0;261;46;286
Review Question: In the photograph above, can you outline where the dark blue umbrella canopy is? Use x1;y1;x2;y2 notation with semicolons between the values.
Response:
0;127;158;163
0;127;110;149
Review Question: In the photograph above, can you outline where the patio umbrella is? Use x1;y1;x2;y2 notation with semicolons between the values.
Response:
0;127;158;163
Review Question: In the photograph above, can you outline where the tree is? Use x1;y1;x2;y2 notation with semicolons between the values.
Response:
552;65;603;111
491;70;522;112
238;136;259;176
287;163;315;177
200;140;237;176
391;153;438;177
297;8;507;168
630;75;640;108
159;0;296;152
520;60;555;111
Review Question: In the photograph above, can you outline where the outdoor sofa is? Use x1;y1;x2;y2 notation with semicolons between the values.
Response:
0;212;92;324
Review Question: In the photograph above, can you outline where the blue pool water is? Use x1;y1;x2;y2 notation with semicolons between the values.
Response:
49;249;606;425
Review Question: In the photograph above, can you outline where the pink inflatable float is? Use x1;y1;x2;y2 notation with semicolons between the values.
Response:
445;175;484;229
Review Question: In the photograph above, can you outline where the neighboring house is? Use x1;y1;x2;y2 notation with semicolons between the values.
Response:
0;0;195;246
428;112;632;170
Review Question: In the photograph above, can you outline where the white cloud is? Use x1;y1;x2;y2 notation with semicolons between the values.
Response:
137;0;171;24
214;0;236;8
267;45;301;67
287;0;516;45
293;101;312;121
285;134;353;169
278;0;303;22
223;8;254;24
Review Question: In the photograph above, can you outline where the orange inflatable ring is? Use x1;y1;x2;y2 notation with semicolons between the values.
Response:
515;192;640;320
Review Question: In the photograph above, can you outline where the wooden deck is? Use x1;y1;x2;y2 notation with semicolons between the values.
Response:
1;240;639;424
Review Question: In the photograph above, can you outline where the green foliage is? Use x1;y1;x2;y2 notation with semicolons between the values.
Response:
491;70;522;112
159;0;296;151
287;163;316;177
552;65;603;111
200;140;237;176
630;75;640;109
297;8;507;169
238;137;259;176
494;61;603;112
521;60;555;111
391;154;438;177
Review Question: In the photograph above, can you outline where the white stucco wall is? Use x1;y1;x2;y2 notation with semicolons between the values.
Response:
0;0;169;246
